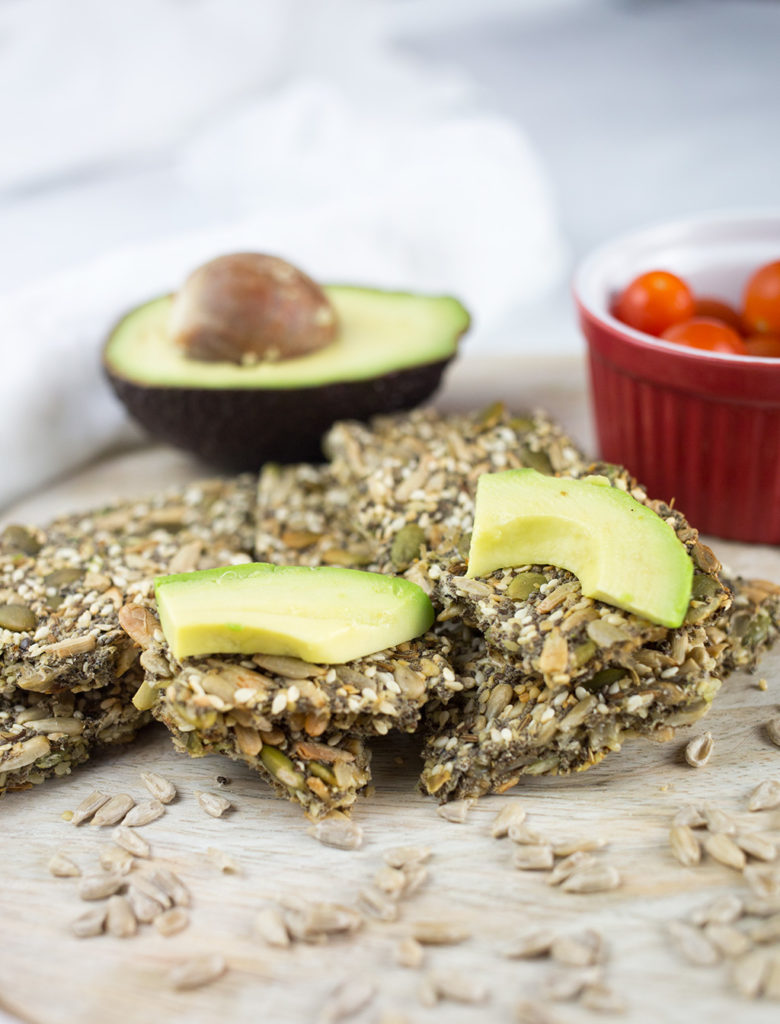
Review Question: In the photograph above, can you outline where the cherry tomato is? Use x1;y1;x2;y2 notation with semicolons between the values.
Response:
660;317;748;355
613;270;694;336
693;297;743;334
743;259;780;335
744;334;780;358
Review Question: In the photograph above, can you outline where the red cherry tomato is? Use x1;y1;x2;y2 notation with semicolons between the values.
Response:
744;334;780;358
613;270;695;336
660;317;748;355
694;297;743;334
743;259;780;335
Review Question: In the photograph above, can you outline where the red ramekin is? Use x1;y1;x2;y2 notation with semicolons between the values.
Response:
573;212;780;544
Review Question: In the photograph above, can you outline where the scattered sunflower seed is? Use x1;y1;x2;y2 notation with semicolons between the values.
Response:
748;779;780;812
167;954;226;991
547;851;597;887
748;914;780;945
285;902;363;941
206;847;239;873
127;885;165;924
561;864;621;893
735;832;778;863
254;907;290;947
672;804;707;829
78;872;125;901
684;731;714;768
155;907;190;937
743;896;780;918
538;967;598;1002
122;798;165;828
516;999;564;1024
140;770;177;804
318;979;377;1024
148;867;190;907
425;970;489;1005
704;833;747;871
91;794;135;828
106;895;137;938
744;865;780;900
98;845;134;875
411;920;471;945
401;863;429;897
491;801;526;838
48;852;81;878
357;886;398;923
764;954;780;999
691;893;744;926
504;928;557;959
703;923;752;958
70;905;107;939
667;921;721;966
703;805;737;835
130;873;172;910
513;845;555;871
732;950;769;998
436;799;472;823
383;845;432;869
112;826;151;858
373;865;406;897
550;930;604;967
71;791;110;826
396;937;424;968
669;825;701;867
508;822;547;845
195;790;232;818
580;982;627;1014
308;815;363;850
551;836;608;858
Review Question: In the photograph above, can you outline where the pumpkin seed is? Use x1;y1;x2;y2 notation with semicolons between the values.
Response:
391;524;426;569
43;567;84;590
0;603;37;632
2;524;41;555
506;572;548;601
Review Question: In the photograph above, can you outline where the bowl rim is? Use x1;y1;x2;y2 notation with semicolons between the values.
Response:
572;208;780;367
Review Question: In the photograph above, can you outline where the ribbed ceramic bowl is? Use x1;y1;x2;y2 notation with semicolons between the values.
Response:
573;212;780;544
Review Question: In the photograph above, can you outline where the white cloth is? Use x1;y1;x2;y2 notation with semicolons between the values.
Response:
0;0;567;509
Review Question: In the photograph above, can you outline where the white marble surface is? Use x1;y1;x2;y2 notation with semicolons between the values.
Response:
0;0;778;501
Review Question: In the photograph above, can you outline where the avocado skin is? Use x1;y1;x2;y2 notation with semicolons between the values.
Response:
104;357;453;469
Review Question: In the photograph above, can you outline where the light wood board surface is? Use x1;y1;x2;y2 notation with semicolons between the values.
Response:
1;355;779;1024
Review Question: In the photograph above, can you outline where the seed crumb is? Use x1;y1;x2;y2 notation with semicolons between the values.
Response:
167;954;226;991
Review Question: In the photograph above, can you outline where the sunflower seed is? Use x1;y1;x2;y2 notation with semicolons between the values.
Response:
373;865;406;897
704;833;747;871
436;799;472;823
749;914;780;944
140;770;177;804
735;832;778;862
745;865;780;900
491;801;526;838
48;852;80;877
195;790;232;818
703;805;737;835
122;799;165;828
425;970;488;1005
112;826;151;858
318;979;376;1024
78;872;125;901
400;863;429;897
667;921;721;966
669;825;701;867
691;893;744;926
411;920;471;945
285;902;363;941
91;794;135;827
71;906;107;938
308;816;363;850
105;895;136;938
684;731;713;768
130;873;172;910
504;928;557;959
580;982;627;1014
561;864;621;893
383;845;432;869
167;954;226;991
731;950;769;998
71;791;110;826
551;836;608;857
357;886;398;923
148;867;190;907
396;937;424;968
550;930;604;967
547;851;597;887
98;845;134;875
673;804;707;828
508;822;547;845
206;847;239;873
743;896;780;917
748;779;780;812
538;967;599;1002
767;717;780;748
515;999;563;1024
765;954;780;1000
127;885;165;924
513;845;555;871
704;923;752;958
254;907;290;947
155;907;190;937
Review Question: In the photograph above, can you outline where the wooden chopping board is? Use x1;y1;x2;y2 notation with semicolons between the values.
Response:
1;355;779;1024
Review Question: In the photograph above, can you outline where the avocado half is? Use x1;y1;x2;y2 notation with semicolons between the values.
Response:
103;286;470;469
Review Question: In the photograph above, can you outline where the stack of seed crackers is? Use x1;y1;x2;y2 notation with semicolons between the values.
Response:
2;406;778;817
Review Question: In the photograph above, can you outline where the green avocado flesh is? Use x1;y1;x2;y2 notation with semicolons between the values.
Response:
106;287;469;389
466;469;693;628
154;563;436;663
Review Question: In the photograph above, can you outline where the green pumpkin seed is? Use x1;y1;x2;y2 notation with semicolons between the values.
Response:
476;401;505;428
506;571;548;601
2;524;42;556
391;524;426;569
0;604;37;632
572;639;597;668
691;575;721;600
520;446;553;475
309;762;338;786
508;416;534;434
260;745;305;791
43;567;84;590
584;667;626;692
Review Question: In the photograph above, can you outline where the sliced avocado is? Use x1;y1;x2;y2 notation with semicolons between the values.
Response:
104;288;469;469
154;562;435;663
466;469;693;628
